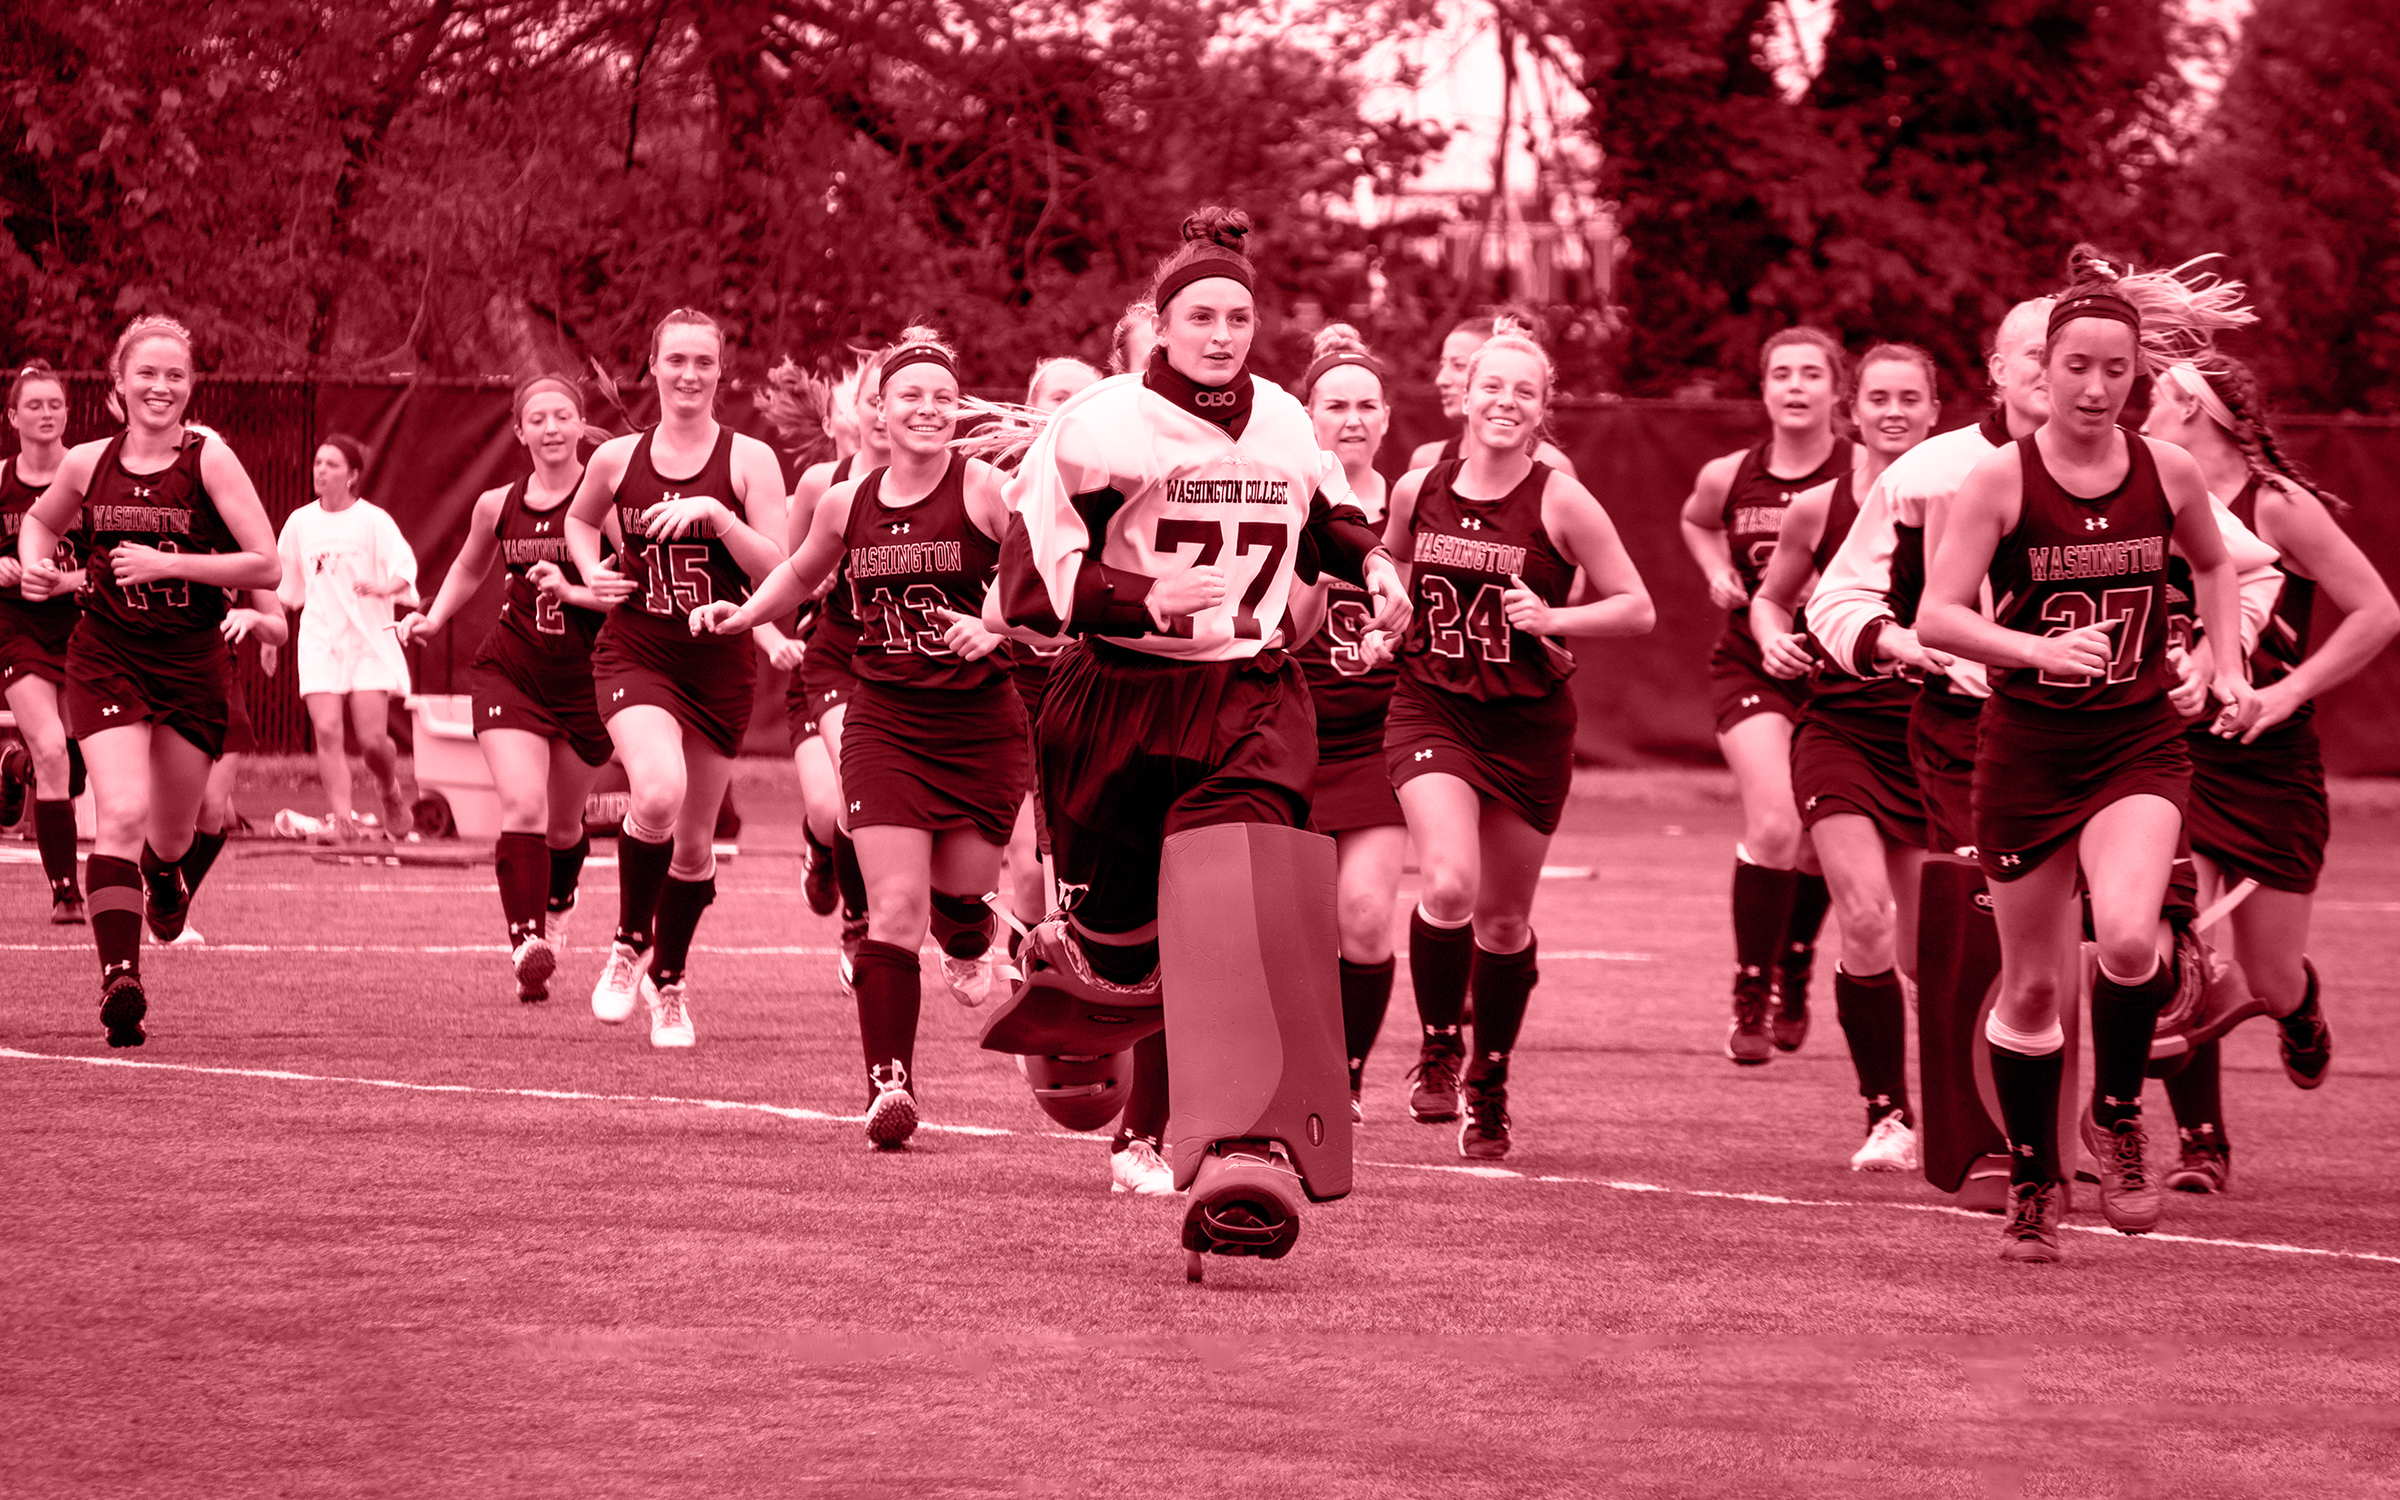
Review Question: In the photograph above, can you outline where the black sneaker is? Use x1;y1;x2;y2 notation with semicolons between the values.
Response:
101;971;148;1048
801;839;839;917
51;885;87;925
2278;962;2332;1090
143;862;191;944
1406;1038;1463;1123
1998;1179;2065;1264
1725;974;1773;1066
1459;1074;1511;1160
2162;1127;2232;1194
1771;951;1813;1052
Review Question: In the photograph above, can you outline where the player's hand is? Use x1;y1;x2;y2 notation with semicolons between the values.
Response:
2209;674;2260;740
392;612;439;648
641;497;726;540
2030;621;2111;681
2238;679;2303;743
765;637;807;672
1148;564;1227;620
222;609;261;645
0;556;20;590
931;607;1002;661
17;558;62;601
2165;638;2212;719
1707;567;1749;612
1759;628;1814;680
110;541;178;587
580;559;637;606
1876;626;1952;676
1356;629;1396;670
1363;553;1411;635
1501;574;1555;638
689;601;748;636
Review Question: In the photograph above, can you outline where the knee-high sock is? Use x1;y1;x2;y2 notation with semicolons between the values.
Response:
1467;937;1540;1071
87;854;143;977
1732;858;1798;983
138;841;184;912
547;832;591;911
34;799;80;894
1410;906;1474;1037
2091;952;2176;1129
852;937;922;1082
1112;1031;1171;1150
1834;967;1910;1122
1986;1016;2065;1185
1780;871;1831;985
928;889;994;959
495;831;550;944
648;875;715;988
833;832;868;923
613;824;674;951
179;827;227;902
2164;1040;2225;1139
1340;956;1396;1086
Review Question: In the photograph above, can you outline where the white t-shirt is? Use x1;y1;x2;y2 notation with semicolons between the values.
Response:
278;499;416;688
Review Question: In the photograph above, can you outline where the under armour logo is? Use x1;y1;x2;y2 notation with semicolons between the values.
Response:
611;689;626;701
892;522;911;535
1997;853;2022;869
101;705;122;717
1805;795;1820;810
535;521;552;533
849;800;861;813
1458;516;1483;531
2083;516;2109;532
1413;749;1434;762
1740;693;1761;708
487;706;501;716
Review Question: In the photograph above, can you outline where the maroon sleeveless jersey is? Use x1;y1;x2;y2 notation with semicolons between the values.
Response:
843;456;1005;691
1399;459;1576;702
486;477;602;665
611;426;752;621
1721;437;1850;638
80;431;236;636
1990;434;2173;712
0;457;85;627
1295;571;1401;757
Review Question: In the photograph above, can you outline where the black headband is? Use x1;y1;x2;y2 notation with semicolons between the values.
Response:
1154;253;1256;317
1301;351;1385;400
2047;290;2142;342
880;344;958;392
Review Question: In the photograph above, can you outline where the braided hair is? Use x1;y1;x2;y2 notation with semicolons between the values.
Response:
2198;355;2348;516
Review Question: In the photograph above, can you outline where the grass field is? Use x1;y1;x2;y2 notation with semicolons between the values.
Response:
6;766;2397;1498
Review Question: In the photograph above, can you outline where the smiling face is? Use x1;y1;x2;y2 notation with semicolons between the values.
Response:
1761;341;1838;436
1158;280;1255;388
880;359;961;458
7;376;67;448
1462;344;1547;456
115;335;193;433
652;323;723;420
2043;318;2139;444
1852;356;1938;460
1308;363;1389;474
1434;327;1489;421
516;390;583;468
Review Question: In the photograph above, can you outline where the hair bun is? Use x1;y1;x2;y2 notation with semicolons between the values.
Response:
1181;207;1253;250
1311;322;1368;360
21;357;53;374
2065;242;2123;285
895;324;944;348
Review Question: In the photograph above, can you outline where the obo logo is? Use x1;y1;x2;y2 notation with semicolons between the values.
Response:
1191;388;1241;408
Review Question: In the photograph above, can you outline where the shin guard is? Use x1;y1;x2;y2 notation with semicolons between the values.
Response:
1156;822;1350;1204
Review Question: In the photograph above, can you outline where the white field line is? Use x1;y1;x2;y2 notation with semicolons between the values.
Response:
4;1045;2392;1268
0;942;1654;961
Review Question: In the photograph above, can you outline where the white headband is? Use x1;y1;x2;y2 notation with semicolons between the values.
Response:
2162;363;2237;432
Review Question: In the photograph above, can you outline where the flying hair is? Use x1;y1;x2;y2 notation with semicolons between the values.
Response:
2052;244;2256;374
2187;354;2348;515
754;357;835;465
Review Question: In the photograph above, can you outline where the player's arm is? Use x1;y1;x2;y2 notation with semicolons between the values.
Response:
2156;441;2257;736
367;504;421;607
1299;469;1407;633
142;436;279;591
698;482;854;634
565;436;636;608
1678;451;1746;609
1915;445;2104;676
397;484;509;646
1749;480;1831;679
13;444;97;600
2239;476;2400;741
1516;473;1653;640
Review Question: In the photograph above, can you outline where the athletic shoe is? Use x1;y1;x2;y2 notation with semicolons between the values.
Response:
170;924;206;947
1850;1112;1920;1173
2277;966;2332;1089
801;840;839;917
379;785;415;841
864;1061;918;1150
1458;1075;1511;1161
2080;1111;2162;1234
591;940;648;1024
1110;1137;1177;1195
1725;976;1773;1066
1405;1038;1463;1124
940;950;996;1009
645;976;695;1048
1350;1089;1364;1127
100;971;147;1049
142;863;191;944
2163;1128;2233;1194
511;935;557;1004
546;892;578;953
50;896;87;925
1998;1179;2066;1264
0;741;29;827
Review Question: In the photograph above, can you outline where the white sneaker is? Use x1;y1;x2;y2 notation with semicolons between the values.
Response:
546;892;577;953
170;925;206;947
865;1062;917;1149
940;950;996;1009
1851;1112;1921;1172
511;935;557;1003
645;975;695;1048
1110;1137;1177;1196
591;941;648;1024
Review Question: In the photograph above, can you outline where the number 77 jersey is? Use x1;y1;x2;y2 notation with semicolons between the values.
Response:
1398;458;1577;701
1988;433;2174;712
